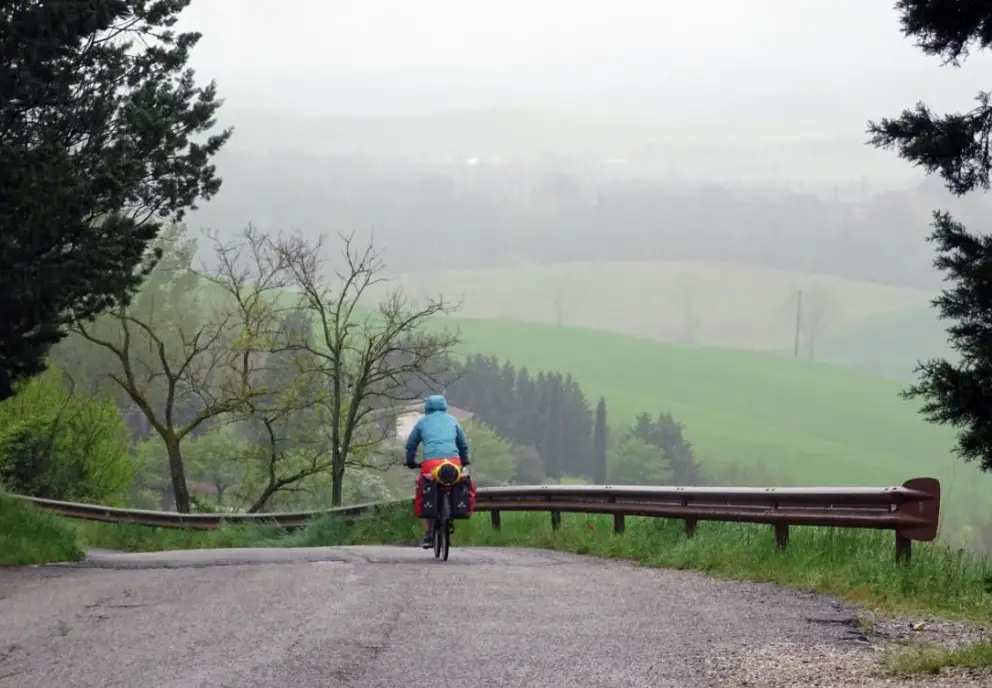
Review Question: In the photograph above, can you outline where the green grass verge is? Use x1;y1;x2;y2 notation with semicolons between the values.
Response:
72;509;992;623
70;518;288;553
886;641;992;677
0;494;84;566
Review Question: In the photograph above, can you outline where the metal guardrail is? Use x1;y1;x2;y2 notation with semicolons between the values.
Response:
10;476;940;562
474;477;941;562
8;494;395;530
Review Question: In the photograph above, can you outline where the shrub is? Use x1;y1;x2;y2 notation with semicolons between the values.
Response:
608;435;670;485
0;367;133;503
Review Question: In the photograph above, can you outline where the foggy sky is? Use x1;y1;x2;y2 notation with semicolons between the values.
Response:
178;0;991;119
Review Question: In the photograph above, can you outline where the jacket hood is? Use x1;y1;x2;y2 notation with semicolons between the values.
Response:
424;394;448;414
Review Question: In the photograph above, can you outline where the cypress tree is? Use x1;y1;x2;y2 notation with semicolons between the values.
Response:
593;397;608;484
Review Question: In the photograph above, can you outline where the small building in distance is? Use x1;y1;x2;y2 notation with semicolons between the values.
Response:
391;400;475;440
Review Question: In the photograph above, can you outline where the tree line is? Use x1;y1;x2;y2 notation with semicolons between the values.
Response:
445;355;594;481
398;352;701;487
42;225;460;513
1;211;704;516
189;148;974;290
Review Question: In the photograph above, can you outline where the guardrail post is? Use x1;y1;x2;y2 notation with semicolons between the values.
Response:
684;518;697;538
893;477;940;563
895;532;911;564
613;514;625;535
551;511;561;530
774;523;789;550
490;510;501;531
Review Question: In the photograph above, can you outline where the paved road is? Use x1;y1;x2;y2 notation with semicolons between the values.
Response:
0;546;962;687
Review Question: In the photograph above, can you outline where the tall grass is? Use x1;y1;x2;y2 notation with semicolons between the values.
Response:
0;494;83;565
71;507;992;621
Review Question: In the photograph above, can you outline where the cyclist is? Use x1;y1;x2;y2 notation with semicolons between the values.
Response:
404;394;470;548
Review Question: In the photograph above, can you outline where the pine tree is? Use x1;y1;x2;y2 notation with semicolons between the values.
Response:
869;1;992;470
448;354;597;478
628;409;699;484
514;366;539;446
0;0;231;400
556;373;591;476
543;375;563;481
592;397;608;484
656;412;699;485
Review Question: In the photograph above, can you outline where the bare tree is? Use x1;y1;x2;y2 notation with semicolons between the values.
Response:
800;285;832;361
72;225;291;513
240;390;332;513
544;271;581;327
193;226;337;512
674;273;702;343
274;231;460;506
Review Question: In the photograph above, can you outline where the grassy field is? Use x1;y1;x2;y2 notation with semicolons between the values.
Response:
817;306;955;381
63;506;992;625
373;260;932;353
429;316;985;529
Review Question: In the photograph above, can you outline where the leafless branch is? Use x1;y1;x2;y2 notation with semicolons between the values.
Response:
68;225;300;512
271;230;461;505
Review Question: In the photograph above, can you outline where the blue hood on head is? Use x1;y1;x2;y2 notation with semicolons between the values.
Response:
424;394;448;414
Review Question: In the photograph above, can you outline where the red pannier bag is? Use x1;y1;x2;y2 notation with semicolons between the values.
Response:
414;474;439;519
449;477;477;519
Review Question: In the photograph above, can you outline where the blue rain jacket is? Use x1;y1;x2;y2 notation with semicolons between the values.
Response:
404;394;470;464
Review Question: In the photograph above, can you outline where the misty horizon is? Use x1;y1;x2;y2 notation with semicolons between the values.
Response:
180;0;991;120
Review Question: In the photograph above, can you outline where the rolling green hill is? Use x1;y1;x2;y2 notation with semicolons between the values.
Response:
376;261;932;353
817;306;956;380
435;316;985;526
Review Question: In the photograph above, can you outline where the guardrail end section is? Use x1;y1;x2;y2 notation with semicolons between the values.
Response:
897;477;941;542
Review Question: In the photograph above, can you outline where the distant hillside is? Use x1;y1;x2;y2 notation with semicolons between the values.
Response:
218;106;913;184
373;260;931;352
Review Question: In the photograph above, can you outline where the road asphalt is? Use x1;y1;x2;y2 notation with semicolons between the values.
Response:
0;546;972;687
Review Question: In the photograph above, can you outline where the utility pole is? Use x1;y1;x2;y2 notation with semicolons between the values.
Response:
793;289;803;358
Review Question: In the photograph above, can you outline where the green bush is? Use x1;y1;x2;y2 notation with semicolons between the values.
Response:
511;443;545;484
462;419;516;486
608;435;670;485
0;366;133;503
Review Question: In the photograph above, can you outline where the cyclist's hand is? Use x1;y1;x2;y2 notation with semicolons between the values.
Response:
404;459;418;470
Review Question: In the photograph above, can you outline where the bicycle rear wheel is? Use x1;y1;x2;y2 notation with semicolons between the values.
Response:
433;525;442;558
440;523;450;561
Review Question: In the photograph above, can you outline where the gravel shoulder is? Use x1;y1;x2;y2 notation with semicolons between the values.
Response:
0;546;987;688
